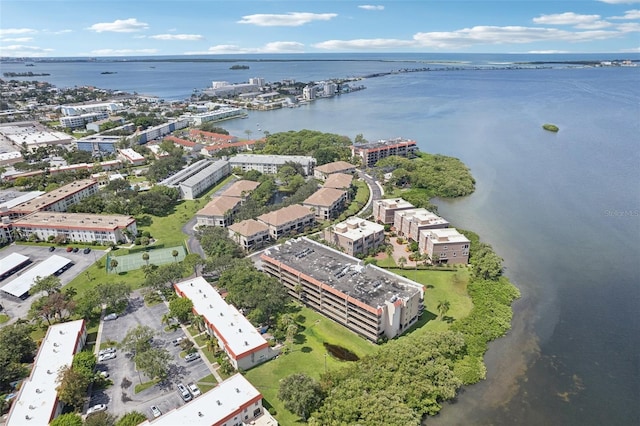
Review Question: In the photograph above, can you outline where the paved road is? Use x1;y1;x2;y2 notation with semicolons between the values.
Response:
357;169;383;213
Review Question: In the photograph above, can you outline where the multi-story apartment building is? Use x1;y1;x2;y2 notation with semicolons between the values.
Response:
393;208;449;241
219;180;260;201
323;217;385;257
9;179;99;218
11;211;137;244
418;228;470;265
323;173;354;199
174;277;279;370
313;161;357;180
117;148;145;165
138;374;276;426
373;198;415;224
260;237;424;342
76;135;124;153
229;154;316;176
6;320;86;426
351;137;418;167
227;219;270;252
59;111;109;129
135;119;189;144
195;196;242;228
159;159;231;200
302;187;348;220
186;107;246;126
257;204;315;240
59;102;123;116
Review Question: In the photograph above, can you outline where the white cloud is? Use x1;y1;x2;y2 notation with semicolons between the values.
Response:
528;50;570;54
90;48;158;56
51;29;73;35
186;41;305;55
616;22;640;31
1;37;34;43
88;18;149;33
149;34;204;41
358;5;385;11
0;44;53;57
598;0;640;4
314;38;415;50
0;28;37;36
610;9;640;19
238;12;337;27
533;12;602;26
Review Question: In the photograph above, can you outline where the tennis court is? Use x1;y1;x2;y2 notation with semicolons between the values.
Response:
107;246;187;273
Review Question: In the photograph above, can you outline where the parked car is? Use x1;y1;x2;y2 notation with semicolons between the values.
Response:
87;404;107;415
187;382;201;398
66;246;73;252
177;383;192;401
104;313;118;321
98;347;116;356
98;352;116;362
150;405;162;418
83;247;91;254
184;352;200;362
172;337;184;346
72;247;79;253
48;246;55;252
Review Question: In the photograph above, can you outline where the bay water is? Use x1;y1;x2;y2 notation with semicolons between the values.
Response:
2;54;639;425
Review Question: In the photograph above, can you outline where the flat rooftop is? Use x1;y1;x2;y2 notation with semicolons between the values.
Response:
376;198;414;210
181;159;229;188
1;255;72;298
139;374;265;426
0;253;30;278
352;137;416;150
6;320;85;426
0;190;44;210
14;211;135;230
229;154;315;165
333;217;384;240
11;179;96;213
262;237;423;309
424;228;470;243
175;277;268;360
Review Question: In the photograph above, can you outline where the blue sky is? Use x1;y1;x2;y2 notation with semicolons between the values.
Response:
1;1;639;57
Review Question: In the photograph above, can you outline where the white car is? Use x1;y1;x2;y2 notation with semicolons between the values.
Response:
184;352;200;362
98;352;116;362
98;347;116;356
172;337;185;346
104;313;118;321
187;382;201;397
87;404;107;415
150;405;162;418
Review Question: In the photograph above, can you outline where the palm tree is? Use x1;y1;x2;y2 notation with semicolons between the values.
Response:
206;336;218;355
172;250;179;263
192;314;205;333
110;258;118;273
398;256;407;269
142;252;150;266
437;300;451;320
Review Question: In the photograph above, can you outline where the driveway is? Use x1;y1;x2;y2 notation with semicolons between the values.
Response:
92;290;212;420
357;170;384;213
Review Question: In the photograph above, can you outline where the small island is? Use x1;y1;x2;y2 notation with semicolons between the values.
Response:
101;71;117;75
3;72;50;77
230;64;250;70
543;123;559;132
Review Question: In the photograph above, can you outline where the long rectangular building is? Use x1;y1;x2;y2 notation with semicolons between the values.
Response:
6;320;87;426
139;374;276;426
229;154;316;176
260;237;424;342
9;179;99;218
0;252;31;281
179;159;231;200
174;277;279;370
351;137;417;167
1;254;73;299
12;211;137;245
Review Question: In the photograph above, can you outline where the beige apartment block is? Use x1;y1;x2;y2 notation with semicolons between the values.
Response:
373;198;414;224
228;219;270;252
257;204;315;239
419;227;470;265
196;196;242;228
219;179;260;201
323;217;385;256
303;187;348;220
313;161;356;180
9;179;99;218
322;173;354;200
394;208;449;240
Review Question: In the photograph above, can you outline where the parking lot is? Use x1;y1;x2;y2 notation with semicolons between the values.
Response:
92;290;213;420
0;243;107;325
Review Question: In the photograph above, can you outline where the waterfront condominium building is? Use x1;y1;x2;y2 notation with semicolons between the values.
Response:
351;137;418;167
302;187;348;220
195;196;242;228
372;198;415;224
323;217;385;257
9;179;99;218
6;320;87;426
138;374;277;426
260;237;424;342
11;211;137;244
313;161;357;180
229;154;316;176
227;219;270;252
257;204;315;240
174;277;279;370
393;208;450;241
418;227;471;265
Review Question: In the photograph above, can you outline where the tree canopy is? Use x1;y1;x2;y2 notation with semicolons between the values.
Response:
278;373;324;421
49;413;84;426
258;130;352;165
115;412;147;426
169;297;194;323
0;322;35;391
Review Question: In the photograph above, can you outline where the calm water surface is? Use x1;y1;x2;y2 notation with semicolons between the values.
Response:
3;54;639;425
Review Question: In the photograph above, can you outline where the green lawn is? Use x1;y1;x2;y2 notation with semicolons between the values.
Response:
0;314;9;324
343;180;369;217
197;373;218;393
193;332;209;347
375;253;397;268
244;306;378;425
134;378;160;394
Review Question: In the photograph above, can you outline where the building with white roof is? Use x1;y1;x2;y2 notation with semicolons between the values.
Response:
0;252;31;281
118;148;146;165
229;154;316;176
418;228;470;265
138;374;277;426
0;121;73;150
0;190;45;219
174;277;279;370
59;102;123;116
179;160;231;200
393;208;449;241
5;319;86;426
323;217;385;257
0;151;23;166
373;198;415;224
0;254;73;299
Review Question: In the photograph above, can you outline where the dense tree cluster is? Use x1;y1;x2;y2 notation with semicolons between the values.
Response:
119;325;171;380
69;185;180;217
258;130;352;165
278;374;324;421
146;154;185;183
376;152;476;198
196;226;242;259
73;281;132;318
0;322;36;392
